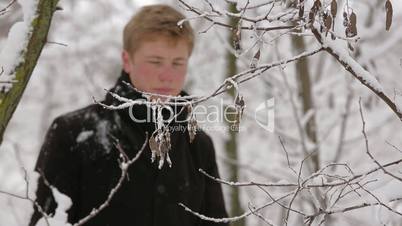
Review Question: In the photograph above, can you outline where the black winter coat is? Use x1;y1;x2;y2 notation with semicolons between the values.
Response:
29;72;228;226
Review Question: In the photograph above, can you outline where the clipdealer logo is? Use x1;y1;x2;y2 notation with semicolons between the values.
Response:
254;98;275;132
127;97;275;132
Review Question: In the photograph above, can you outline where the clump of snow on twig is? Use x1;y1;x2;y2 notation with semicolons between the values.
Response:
35;186;72;226
0;0;39;92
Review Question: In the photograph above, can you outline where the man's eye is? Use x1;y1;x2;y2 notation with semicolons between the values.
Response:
149;61;161;65
173;62;184;66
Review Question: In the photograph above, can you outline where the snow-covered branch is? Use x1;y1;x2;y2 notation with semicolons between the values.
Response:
323;39;402;121
0;0;60;145
180;146;402;225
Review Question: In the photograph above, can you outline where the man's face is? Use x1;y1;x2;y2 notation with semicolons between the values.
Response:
122;37;190;97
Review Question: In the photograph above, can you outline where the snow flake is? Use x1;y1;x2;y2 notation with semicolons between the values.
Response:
51;122;58;130
95;120;112;153
76;130;94;143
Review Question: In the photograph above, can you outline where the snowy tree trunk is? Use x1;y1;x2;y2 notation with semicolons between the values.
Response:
224;3;244;226
0;0;59;145
292;35;320;173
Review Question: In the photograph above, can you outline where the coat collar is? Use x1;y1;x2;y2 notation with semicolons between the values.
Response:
104;71;191;134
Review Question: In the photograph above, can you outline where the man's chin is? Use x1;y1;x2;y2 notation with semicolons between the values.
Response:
152;88;176;95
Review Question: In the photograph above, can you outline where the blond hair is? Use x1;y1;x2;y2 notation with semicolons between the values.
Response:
123;4;194;55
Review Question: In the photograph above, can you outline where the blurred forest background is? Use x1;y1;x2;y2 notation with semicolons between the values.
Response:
1;0;402;225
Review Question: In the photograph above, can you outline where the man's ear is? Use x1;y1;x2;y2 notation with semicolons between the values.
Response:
122;50;132;73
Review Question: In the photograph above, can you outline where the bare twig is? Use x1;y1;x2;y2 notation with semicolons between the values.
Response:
177;0;295;31
247;202;275;226
278;136;298;175
179;190;296;223
359;98;402;182
332;84;354;163
46;41;68;47
0;0;17;16
73;134;148;226
385;141;402;155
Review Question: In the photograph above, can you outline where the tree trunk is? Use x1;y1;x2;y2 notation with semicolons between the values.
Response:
292;35;320;172
224;3;245;226
0;0;59;145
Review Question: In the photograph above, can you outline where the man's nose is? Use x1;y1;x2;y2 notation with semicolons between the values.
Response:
158;65;175;82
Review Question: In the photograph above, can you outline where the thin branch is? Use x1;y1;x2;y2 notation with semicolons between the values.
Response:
278;136;298;175
97;47;323;112
313;197;402;216
198;168;298;187
358;98;402;182
179;190;296;223
323;40;402;121
177;0;295;31
0;0;17;15
73;134;148;226
257;185;306;216
247;202;275;226
332;84;354;163
386;141;402;155
46;41;68;47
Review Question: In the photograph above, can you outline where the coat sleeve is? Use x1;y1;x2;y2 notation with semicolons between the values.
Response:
200;134;229;226
29;117;81;226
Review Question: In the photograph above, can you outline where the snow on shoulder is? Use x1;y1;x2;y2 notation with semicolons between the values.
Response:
76;130;94;143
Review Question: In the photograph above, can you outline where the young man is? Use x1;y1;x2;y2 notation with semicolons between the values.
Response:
29;4;228;226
